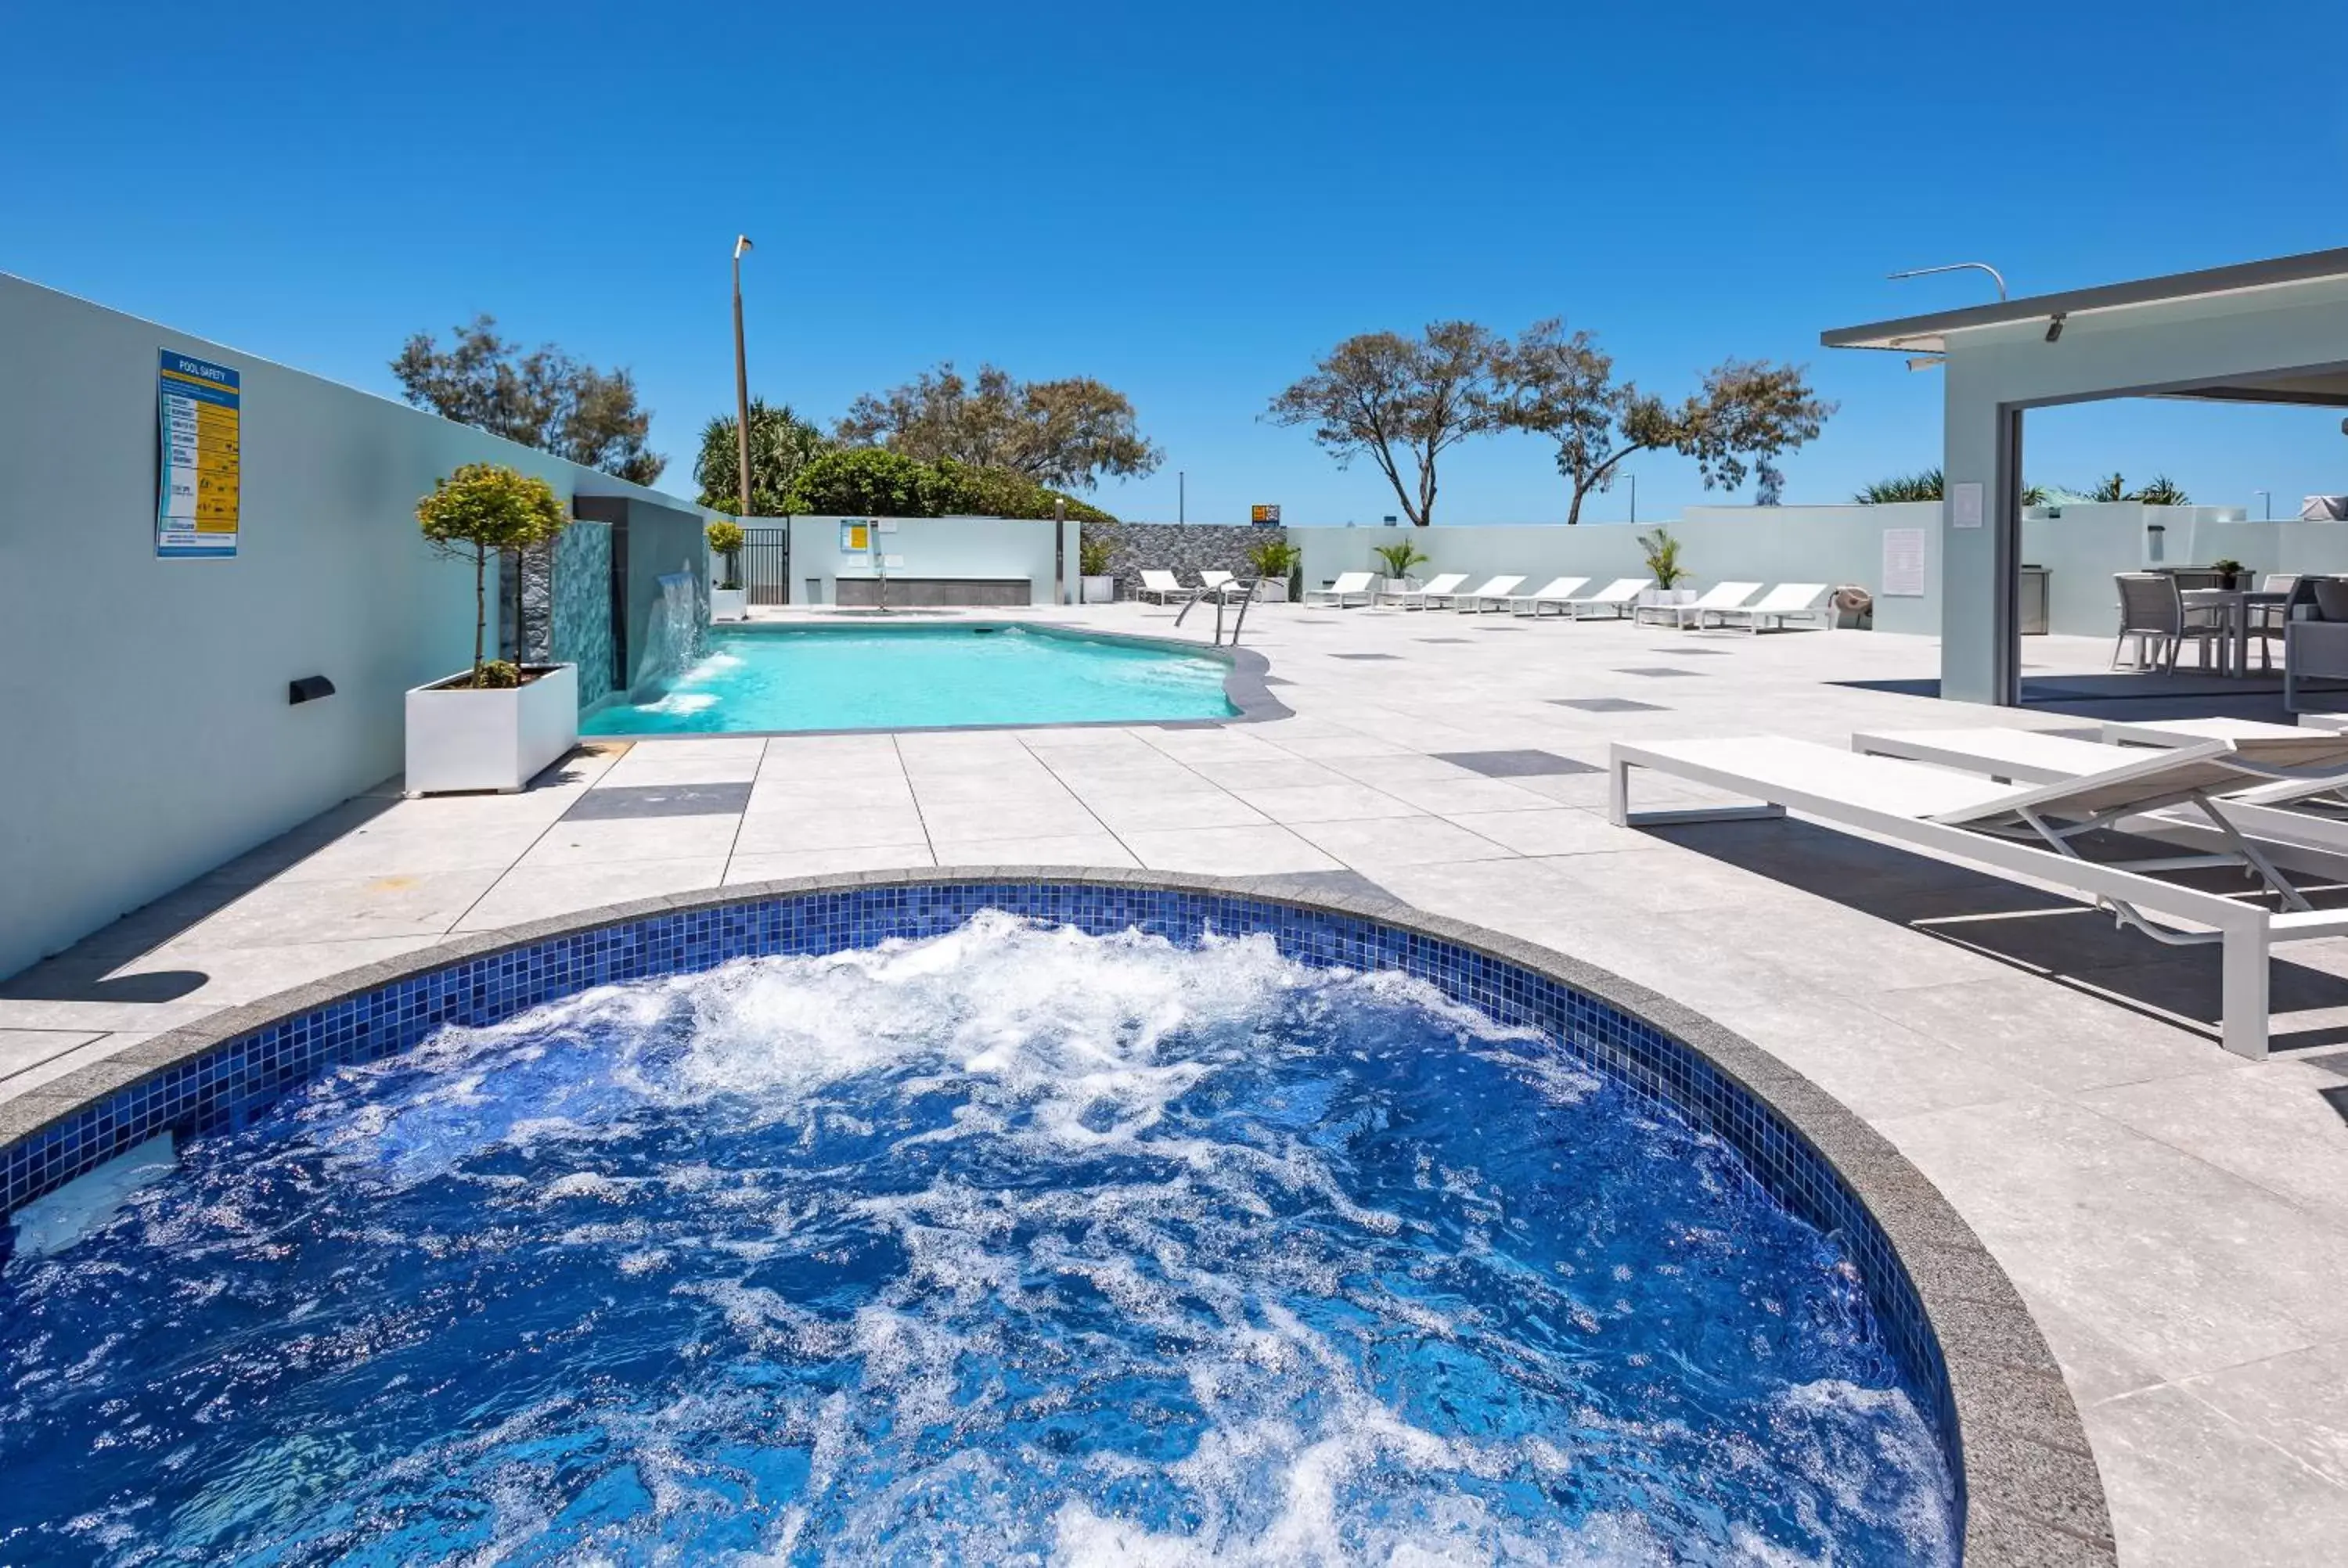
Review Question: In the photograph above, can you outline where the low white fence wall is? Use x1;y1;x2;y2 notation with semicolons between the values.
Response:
750;516;1081;606
1291;503;2348;639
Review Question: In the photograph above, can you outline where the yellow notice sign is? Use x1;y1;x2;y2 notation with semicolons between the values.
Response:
157;351;240;557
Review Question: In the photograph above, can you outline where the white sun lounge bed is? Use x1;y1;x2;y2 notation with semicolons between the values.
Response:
1635;581;1764;630
1507;576;1592;617
1561;578;1651;620
1199;570;1235;595
1710;583;1831;633
1137;570;1203;605
1611;734;2348;1059
1415;573;1478;610
1453;574;1528;613
1854;724;2348;872
1381;571;1468;609
1304;571;1377;608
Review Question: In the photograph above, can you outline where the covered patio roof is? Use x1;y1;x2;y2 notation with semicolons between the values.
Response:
1824;246;2348;405
1823;247;2348;705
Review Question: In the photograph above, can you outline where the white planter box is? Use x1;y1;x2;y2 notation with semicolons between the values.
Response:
1638;587;1697;606
1255;579;1290;602
1082;574;1115;603
711;585;749;621
405;663;578;796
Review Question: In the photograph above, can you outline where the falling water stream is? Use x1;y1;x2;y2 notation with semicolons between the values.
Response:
631;568;706;696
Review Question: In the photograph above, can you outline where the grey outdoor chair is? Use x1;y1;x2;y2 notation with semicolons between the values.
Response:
2113;571;2226;674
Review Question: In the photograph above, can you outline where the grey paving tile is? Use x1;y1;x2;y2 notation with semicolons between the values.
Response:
930;833;1139;869
2180;1339;2348;1489
1223;783;1420;825
457;858;729;931
1118;824;1342;876
562;782;754;820
518;815;744;868
1548;697;1668;713
0;1030;104;1078
1079;790;1269;834
1430;749;1599;779
1289;815;1521;870
725;844;936;882
731;804;929;854
2073;1062;2348;1215
2086;1382;2348;1567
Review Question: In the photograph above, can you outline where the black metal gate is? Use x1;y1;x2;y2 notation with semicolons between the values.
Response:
744;527;790;605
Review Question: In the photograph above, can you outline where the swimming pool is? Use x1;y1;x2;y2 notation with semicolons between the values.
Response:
0;875;2105;1565
583;624;1245;735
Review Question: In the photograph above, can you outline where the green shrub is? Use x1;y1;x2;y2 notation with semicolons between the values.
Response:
1371;539;1428;580
705;518;747;589
1246;537;1301;580
1079;534;1114;576
1637;526;1687;590
474;660;521;689
780;448;1119;523
415;462;568;687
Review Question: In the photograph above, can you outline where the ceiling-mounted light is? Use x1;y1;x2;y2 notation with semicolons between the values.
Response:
2045;314;2065;343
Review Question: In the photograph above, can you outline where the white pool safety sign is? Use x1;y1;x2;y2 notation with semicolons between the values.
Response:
157;350;240;559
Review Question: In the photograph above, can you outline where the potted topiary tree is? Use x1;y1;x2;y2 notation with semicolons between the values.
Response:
405;462;578;795
1372;539;1430;600
1079;534;1116;602
707;518;749;620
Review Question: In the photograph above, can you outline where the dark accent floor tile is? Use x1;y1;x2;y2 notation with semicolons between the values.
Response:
1549;697;1668;714
1331;653;1400;660
2324;1085;2348;1127
564;782;753;820
1414;638;1473;645
1614;667;1704;678
1431;749;1600;779
1651;648;1733;656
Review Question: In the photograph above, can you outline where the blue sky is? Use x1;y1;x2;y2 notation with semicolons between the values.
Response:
6;1;2346;523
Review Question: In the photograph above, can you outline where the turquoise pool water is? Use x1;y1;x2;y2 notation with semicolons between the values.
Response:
583;625;1241;735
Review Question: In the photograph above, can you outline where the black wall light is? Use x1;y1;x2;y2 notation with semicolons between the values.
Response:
2044;314;2065;343
288;674;336;705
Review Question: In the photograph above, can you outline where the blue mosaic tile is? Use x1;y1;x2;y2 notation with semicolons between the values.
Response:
0;881;1959;1494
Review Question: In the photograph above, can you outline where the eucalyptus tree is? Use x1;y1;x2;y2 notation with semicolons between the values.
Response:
1264;322;1505;527
393;315;664;485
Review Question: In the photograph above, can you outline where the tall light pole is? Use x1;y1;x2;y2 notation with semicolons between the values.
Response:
2254;489;2272;521
1626;473;1637;525
732;236;754;518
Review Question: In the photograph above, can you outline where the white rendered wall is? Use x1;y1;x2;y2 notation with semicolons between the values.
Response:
1290;505;1944;635
0;275;700;979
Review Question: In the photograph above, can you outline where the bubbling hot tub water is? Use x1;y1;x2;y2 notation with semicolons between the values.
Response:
0;913;1955;1564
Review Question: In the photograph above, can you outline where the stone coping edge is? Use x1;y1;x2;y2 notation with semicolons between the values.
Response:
0;867;2112;1564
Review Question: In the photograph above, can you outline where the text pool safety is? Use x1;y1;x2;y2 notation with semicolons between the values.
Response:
157;351;240;559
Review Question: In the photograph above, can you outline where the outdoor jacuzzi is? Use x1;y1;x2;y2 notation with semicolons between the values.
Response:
0;874;2105;1564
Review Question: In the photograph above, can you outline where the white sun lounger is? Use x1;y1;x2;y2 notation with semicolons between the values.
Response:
1199;570;1235;595
1710;583;1831;633
1612;734;2348;1059
1855;724;2348;875
1561;577;1651;620
1636;581;1763;630
1417;573;1478;610
1453;574;1528;613
1383;571;1469;609
1507;576;1592;617
1137;570;1202;604
1303;571;1377;608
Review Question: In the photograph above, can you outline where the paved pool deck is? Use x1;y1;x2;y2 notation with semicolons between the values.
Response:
9;600;2348;1563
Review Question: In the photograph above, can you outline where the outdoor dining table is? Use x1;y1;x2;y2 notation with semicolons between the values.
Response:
2181;587;2292;677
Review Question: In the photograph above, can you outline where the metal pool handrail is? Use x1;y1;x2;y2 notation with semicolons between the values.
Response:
1172;575;1265;647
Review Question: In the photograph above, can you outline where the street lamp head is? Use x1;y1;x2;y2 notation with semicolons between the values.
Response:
734;236;754;259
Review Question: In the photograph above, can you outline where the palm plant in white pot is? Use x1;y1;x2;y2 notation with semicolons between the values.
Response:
1372;538;1431;600
405;463;578;795
1638;527;1693;608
